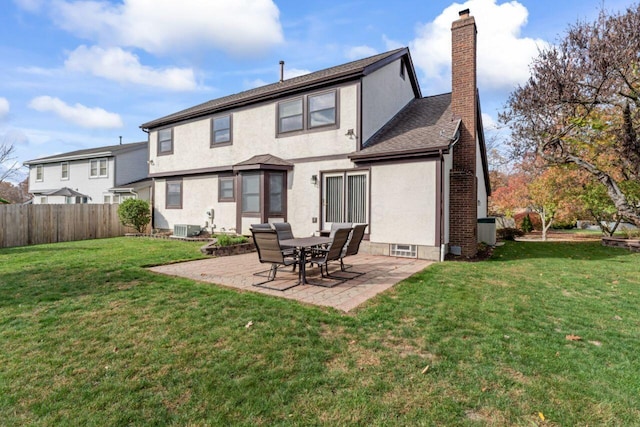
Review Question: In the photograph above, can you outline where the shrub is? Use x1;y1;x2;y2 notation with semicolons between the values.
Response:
521;214;533;233
117;199;151;233
514;211;542;230
497;227;525;241
216;234;248;247
551;220;577;230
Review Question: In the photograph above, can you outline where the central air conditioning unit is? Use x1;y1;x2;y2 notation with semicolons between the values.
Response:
173;224;201;237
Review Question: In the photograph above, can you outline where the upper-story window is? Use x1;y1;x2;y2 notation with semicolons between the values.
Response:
211;115;232;146
158;128;173;155
90;158;108;178
61;162;69;180
36;165;43;182
278;99;304;133
277;89;337;136
308;92;336;128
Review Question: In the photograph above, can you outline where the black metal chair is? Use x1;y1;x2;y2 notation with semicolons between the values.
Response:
251;228;300;291
250;223;272;230
308;227;352;287
338;223;368;275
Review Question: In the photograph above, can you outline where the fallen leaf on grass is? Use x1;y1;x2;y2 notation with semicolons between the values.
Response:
589;340;602;347
421;365;430;374
539;411;545;421
245;321;254;328
613;315;622;321
565;334;582;341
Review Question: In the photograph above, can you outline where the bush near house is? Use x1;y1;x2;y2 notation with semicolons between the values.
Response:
514;211;542;231
117;199;151;233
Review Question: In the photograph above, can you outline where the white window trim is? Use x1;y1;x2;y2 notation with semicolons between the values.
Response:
90;158;108;178
61;162;69;181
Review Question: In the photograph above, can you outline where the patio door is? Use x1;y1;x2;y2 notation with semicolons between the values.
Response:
322;170;368;230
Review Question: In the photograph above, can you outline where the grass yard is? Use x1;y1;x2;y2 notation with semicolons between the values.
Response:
1;238;639;426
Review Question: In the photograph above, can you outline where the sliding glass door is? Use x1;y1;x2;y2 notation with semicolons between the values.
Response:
322;170;368;230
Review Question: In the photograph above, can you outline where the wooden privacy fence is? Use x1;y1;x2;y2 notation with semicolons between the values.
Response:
0;204;136;248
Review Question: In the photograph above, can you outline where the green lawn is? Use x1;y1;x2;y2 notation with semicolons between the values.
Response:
1;238;639;426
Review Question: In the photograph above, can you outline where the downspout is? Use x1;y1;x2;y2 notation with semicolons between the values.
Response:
438;149;446;262
440;132;460;262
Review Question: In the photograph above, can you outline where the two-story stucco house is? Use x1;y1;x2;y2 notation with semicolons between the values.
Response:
24;141;151;205
141;10;490;260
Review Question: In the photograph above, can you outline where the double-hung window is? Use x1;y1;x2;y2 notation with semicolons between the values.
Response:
308;92;336;128
218;176;235;202
278;99;303;133
166;180;182;209
90;159;107;178
277;90;337;135
241;174;260;213
158;128;173;155
61;162;69;180
36;165;43;182
211;115;232;146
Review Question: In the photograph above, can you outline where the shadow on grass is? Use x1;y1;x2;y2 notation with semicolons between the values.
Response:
490;240;638;262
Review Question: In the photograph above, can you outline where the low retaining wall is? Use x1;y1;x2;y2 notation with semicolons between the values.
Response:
200;242;256;256
601;237;640;253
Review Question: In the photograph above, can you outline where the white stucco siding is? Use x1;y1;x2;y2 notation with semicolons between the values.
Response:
476;136;488;218
153;176;237;232
284;158;354;237
115;148;149;186
148;83;359;175
361;58;416;143
369;161;438;246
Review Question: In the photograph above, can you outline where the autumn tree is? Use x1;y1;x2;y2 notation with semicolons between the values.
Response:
501;5;640;227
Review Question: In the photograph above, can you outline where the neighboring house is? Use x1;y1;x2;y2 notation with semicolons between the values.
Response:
24;141;151;205
140;10;490;260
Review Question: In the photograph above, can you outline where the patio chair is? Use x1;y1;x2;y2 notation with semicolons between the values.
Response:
250;223;272;230
251;228;300;291
308;227;352;287
270;222;298;262
329;222;352;238
272;222;294;240
338;223;368;275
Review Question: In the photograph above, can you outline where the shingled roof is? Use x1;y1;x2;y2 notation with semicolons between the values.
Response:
140;48;419;130
350;93;460;161
24;141;147;165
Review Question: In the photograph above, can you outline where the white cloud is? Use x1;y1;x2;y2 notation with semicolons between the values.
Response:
482;112;498;130
13;0;44;12
345;45;378;61
65;45;197;91
284;68;311;79
28;96;123;129
410;0;549;94
0;98;9;118
51;0;284;56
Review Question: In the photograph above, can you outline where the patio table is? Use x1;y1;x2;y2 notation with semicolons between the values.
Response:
280;236;331;285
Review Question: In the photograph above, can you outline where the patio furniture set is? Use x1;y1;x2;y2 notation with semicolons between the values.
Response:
250;222;368;291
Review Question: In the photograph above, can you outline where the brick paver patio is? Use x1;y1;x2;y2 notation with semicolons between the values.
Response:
149;253;433;312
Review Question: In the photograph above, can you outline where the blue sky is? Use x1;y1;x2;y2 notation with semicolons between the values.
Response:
0;0;635;181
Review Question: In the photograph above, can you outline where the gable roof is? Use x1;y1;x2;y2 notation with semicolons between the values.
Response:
350;93;460;162
140;48;420;130
24;141;147;165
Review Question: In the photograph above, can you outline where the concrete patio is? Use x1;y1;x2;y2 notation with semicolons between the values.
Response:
149;253;433;312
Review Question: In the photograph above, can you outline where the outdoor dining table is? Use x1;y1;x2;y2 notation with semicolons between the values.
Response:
280;236;332;285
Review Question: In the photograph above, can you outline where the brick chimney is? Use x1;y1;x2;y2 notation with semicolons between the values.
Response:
449;8;478;258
